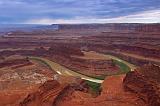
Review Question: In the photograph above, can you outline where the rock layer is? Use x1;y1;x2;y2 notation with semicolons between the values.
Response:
20;80;65;106
20;78;89;106
123;64;160;106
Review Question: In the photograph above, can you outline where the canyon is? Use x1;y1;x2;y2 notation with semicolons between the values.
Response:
0;23;159;106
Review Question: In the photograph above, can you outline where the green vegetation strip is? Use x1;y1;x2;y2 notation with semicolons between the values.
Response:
29;57;53;70
85;80;101;94
30;57;101;94
82;59;132;80
30;57;132;80
29;56;104;83
30;56;105;80
84;60;131;94
113;59;131;74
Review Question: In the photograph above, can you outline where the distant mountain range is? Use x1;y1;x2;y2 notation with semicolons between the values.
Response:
1;23;160;36
0;24;59;35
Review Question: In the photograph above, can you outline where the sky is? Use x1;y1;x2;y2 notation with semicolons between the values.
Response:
0;0;160;24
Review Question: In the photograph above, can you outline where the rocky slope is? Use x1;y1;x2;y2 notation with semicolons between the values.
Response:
123;64;160;106
20;75;146;106
20;80;65;106
0;56;55;106
0;58;33;68
20;77;89;106
20;64;160;106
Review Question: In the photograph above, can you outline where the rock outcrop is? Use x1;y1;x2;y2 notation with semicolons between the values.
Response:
20;80;65;106
20;78;89;106
123;64;160;106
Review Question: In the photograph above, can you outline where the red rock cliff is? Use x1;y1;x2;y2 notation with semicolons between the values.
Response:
123;64;160;106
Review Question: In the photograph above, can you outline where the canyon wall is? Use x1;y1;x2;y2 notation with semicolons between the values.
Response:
58;23;160;33
123;64;160;106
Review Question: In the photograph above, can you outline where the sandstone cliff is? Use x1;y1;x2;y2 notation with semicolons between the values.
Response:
123;64;160;106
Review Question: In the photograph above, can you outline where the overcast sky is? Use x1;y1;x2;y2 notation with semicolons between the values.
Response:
0;0;160;24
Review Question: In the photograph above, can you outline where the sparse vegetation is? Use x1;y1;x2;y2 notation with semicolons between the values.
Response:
30;56;131;81
29;57;53;70
85;80;101;96
113;59;131;74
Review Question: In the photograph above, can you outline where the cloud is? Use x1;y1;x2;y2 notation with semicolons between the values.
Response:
105;9;160;23
25;9;160;24
0;0;160;23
